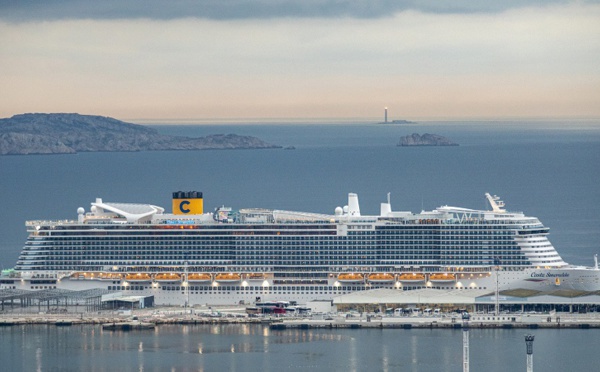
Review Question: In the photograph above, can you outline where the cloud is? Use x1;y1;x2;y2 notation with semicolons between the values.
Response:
1;3;599;120
0;0;575;22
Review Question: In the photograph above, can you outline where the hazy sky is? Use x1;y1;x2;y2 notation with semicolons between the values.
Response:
1;1;599;121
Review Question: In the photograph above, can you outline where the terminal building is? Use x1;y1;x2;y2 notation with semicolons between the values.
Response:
332;288;600;314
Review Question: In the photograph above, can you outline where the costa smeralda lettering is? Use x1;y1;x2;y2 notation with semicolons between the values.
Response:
530;272;570;278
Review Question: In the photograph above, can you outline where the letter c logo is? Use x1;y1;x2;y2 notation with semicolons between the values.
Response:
179;200;191;213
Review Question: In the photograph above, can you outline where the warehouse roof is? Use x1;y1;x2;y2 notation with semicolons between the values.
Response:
333;288;600;305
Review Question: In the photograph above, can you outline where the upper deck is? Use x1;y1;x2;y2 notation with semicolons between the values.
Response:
25;192;541;229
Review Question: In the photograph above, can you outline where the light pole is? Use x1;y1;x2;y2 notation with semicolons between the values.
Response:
184;261;189;311
493;257;501;316
462;312;470;372
525;334;535;372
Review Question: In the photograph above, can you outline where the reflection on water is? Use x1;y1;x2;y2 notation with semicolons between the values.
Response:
2;324;600;371
35;347;42;372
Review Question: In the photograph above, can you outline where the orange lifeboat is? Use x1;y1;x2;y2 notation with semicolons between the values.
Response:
98;273;123;281
187;273;212;283
72;272;97;280
337;273;364;283
247;273;265;281
398;273;426;283
215;273;241;283
125;273;152;282
155;273;182;282
429;273;456;283
368;273;395;283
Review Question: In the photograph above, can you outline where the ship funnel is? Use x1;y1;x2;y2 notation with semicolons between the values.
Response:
172;191;204;215
347;193;361;216
380;203;391;216
380;192;392;216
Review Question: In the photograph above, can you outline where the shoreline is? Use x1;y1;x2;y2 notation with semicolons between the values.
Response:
2;308;600;330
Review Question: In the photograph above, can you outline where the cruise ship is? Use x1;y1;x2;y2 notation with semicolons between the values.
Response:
2;191;599;305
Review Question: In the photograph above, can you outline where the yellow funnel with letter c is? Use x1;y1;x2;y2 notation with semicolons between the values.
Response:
172;191;203;215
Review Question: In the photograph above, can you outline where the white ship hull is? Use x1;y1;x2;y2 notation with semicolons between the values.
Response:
3;265;598;306
3;191;599;305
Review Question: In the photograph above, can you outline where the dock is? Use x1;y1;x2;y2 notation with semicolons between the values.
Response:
268;313;600;330
2;305;600;330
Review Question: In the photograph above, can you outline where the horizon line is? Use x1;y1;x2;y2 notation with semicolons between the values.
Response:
131;116;600;125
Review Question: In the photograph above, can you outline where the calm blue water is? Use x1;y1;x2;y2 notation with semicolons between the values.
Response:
1;324;598;372
1;120;600;370
1;120;599;268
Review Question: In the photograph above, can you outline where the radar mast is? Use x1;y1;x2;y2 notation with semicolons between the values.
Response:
485;193;506;213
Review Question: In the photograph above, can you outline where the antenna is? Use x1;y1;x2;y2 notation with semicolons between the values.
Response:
485;193;506;213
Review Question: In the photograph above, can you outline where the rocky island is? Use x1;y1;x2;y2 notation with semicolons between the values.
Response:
378;119;417;125
398;133;458;146
0;113;281;155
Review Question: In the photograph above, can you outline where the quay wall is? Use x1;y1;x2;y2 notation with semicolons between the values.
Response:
2;310;600;329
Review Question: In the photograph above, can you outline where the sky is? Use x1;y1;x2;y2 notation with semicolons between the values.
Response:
1;1;599;121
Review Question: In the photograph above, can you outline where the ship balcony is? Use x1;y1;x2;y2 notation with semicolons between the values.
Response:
17;259;46;265
521;252;562;259
21;253;47;258
22;248;48;253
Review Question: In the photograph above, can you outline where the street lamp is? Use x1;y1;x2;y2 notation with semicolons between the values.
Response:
525;334;535;372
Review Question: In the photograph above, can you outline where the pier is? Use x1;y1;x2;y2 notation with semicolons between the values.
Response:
2;305;600;329
267;312;600;330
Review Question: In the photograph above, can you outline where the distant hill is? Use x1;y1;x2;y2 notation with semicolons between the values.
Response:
398;133;458;146
0;113;281;155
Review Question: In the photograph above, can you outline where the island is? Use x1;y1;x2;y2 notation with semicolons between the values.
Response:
398;133;458;146
378;119;417;125
0;113;281;155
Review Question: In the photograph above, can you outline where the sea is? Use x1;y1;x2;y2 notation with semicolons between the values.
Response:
2;324;599;371
1;119;600;370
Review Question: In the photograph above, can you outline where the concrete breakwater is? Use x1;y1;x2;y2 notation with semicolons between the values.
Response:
270;313;600;330
270;320;600;330
0;315;264;326
2;310;600;329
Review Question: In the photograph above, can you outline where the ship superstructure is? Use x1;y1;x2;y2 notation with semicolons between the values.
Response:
2;192;599;305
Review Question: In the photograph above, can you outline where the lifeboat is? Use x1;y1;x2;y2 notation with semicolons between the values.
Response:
71;272;99;280
429;273;456;283
337;273;364;283
187;273;212;283
215;273;242;283
398;273;426;282
155;273;182;282
368;273;395;283
98;273;123;281
247;273;265;281
125;273;152;283
71;272;85;280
